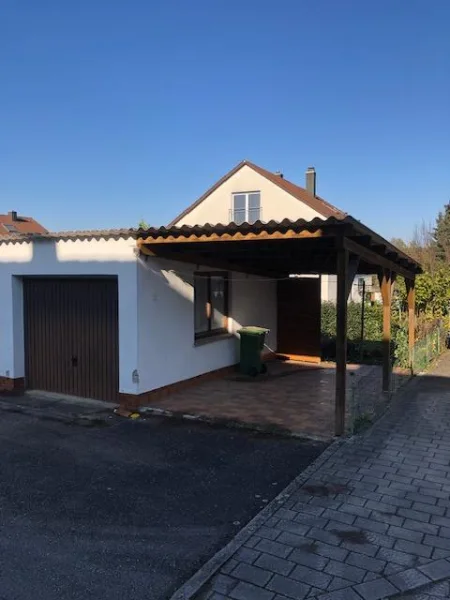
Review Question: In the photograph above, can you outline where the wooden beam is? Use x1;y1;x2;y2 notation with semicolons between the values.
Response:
141;244;342;275
406;278;416;368
386;251;399;261
353;235;372;246
335;246;349;436
344;238;416;280
138;228;325;245
139;247;280;279
379;269;392;392
371;243;386;254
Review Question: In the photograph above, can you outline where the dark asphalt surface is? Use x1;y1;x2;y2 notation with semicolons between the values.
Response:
0;406;327;600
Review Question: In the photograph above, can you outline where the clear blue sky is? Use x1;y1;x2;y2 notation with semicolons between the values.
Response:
2;0;449;241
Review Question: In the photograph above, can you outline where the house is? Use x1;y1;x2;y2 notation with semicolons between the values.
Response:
0;229;279;403
0;211;47;236
0;217;419;436
169;160;377;303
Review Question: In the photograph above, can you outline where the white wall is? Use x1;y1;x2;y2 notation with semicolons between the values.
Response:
320;274;382;304
174;164;322;226
0;236;278;398
136;256;277;393
321;275;338;303
0;237;140;394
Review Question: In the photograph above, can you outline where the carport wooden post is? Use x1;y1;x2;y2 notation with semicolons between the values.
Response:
335;245;349;436
379;269;393;392
406;277;416;368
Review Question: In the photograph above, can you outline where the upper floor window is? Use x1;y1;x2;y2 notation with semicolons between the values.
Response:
231;192;261;225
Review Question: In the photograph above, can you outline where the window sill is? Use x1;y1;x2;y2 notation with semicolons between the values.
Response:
194;332;235;347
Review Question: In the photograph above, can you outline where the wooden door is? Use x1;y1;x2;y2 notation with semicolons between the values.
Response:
277;278;321;363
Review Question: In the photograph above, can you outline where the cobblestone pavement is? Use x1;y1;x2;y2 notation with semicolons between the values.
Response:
195;353;450;600
146;360;381;440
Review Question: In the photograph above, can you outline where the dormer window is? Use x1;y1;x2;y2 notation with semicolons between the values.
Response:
231;192;261;225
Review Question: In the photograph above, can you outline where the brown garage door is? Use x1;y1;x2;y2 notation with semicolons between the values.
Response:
23;278;119;402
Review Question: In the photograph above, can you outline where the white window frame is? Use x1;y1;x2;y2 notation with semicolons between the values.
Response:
231;191;261;224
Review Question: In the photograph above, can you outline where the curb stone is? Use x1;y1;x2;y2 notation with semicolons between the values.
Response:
168;437;345;600
385;561;450;598
139;405;331;443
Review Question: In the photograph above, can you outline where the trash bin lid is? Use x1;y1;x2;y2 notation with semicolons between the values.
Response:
237;326;269;336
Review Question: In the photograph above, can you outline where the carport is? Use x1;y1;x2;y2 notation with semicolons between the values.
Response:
137;216;421;436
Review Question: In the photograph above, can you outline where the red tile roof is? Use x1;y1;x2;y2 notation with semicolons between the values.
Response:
0;212;47;235
169;160;346;227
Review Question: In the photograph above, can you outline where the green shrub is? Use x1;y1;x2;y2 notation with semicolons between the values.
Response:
322;301;408;365
321;301;383;342
393;324;409;368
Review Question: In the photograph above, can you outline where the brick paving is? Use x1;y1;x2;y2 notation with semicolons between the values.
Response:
195;352;450;599
146;360;384;439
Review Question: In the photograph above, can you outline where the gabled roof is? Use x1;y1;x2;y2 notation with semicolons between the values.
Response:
0;212;47;236
169;160;346;227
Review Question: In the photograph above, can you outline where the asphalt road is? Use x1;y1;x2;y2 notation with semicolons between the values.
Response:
0;406;327;600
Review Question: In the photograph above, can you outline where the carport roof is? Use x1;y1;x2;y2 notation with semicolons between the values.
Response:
137;216;421;280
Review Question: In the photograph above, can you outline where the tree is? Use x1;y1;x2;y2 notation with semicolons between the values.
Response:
410;221;437;274
434;203;450;264
138;219;149;229
391;221;437;274
391;238;409;252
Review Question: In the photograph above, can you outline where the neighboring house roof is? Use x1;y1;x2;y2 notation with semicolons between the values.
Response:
169;160;347;227
0;211;47;235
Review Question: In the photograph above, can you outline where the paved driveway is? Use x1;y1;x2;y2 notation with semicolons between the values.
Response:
0;402;326;600
199;353;450;600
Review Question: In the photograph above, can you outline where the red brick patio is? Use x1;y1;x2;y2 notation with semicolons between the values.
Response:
142;360;384;439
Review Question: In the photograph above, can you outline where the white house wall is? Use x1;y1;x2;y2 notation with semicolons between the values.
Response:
0;236;278;399
174;165;322;226
321;275;338;303
0;237;140;394
137;256;277;393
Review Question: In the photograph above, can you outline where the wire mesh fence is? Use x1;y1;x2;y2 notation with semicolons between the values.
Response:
411;323;446;373
347;322;447;434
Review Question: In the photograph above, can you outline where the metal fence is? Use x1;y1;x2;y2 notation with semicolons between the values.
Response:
347;323;447;434
411;323;446;373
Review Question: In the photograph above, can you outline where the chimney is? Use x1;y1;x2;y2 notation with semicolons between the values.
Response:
305;167;316;196
275;170;284;179
8;211;18;221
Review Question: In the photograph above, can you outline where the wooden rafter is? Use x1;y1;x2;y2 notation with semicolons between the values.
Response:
343;238;416;279
138;228;325;246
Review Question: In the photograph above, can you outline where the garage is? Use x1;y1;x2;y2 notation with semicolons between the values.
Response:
23;277;119;402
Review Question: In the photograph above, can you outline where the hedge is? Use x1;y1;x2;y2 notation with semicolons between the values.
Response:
321;301;383;342
321;301;410;365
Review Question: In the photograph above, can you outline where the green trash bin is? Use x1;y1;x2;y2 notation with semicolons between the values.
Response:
237;326;269;376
